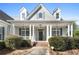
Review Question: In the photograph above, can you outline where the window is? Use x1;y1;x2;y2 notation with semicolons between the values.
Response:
52;28;61;36
56;13;59;19
21;30;25;36
26;28;29;36
22;13;25;19
0;27;4;40
19;27;29;36
39;13;42;18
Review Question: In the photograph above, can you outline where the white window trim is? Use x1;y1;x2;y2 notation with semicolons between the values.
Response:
20;27;29;36
52;28;61;36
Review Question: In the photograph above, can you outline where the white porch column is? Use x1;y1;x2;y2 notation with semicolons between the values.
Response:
67;24;70;37
29;24;32;39
32;25;35;41
46;25;49;41
71;24;73;37
50;25;52;37
12;24;15;35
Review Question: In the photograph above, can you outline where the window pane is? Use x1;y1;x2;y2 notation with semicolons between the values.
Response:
57;31;60;36
21;27;25;30
26;28;29;36
22;13;25;19
52;28;56;30
26;28;29;30
26;31;29;36
39;13;42;18
52;31;56;36
52;28;56;36
56;13;59;19
21;31;25;36
19;27;29;36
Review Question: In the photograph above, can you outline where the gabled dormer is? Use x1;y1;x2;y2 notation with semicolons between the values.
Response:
53;8;61;20
27;4;56;20
20;7;28;20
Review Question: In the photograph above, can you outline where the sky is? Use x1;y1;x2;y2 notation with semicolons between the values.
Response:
0;3;79;24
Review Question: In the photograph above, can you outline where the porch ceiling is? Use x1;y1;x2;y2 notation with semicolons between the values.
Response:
13;23;69;27
7;20;74;27
8;20;74;23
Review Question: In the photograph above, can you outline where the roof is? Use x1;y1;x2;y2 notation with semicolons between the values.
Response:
26;4;56;20
27;4;42;20
52;8;61;15
0;10;14;21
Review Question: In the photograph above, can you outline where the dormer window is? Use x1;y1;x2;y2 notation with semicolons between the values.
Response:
56;13;59;19
22;13;25;19
39;13;42;18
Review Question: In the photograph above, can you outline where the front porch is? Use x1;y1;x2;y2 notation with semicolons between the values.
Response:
9;21;73;41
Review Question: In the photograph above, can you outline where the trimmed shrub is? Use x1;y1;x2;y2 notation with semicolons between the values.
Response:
5;35;23;49
64;37;76;49
0;40;5;50
73;37;79;48
48;36;66;51
21;40;32;47
48;36;77;51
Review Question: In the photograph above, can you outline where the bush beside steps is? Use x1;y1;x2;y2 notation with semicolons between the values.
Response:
48;36;79;51
4;35;32;50
21;40;32;47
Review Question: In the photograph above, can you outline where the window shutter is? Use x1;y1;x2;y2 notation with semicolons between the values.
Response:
2;27;4;40
60;28;62;36
19;28;21;35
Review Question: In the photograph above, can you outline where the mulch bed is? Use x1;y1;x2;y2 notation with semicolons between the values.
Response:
0;48;14;55
0;47;32;55
49;48;79;55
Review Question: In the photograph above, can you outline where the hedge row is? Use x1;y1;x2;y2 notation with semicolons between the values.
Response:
0;35;32;50
48;36;79;51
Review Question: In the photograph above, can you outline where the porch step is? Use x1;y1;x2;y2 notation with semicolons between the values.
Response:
35;41;48;47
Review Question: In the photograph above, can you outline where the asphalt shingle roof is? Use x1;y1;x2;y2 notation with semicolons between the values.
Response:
0;10;14;21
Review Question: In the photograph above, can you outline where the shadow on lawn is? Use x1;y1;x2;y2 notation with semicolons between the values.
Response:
0;48;14;55
0;47;32;55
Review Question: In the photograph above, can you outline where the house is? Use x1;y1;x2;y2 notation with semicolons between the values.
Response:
0;4;74;41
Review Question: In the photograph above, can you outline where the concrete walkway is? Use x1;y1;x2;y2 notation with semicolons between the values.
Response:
27;47;48;55
27;41;48;55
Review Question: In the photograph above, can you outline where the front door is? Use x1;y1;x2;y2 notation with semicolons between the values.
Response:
38;29;43;41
